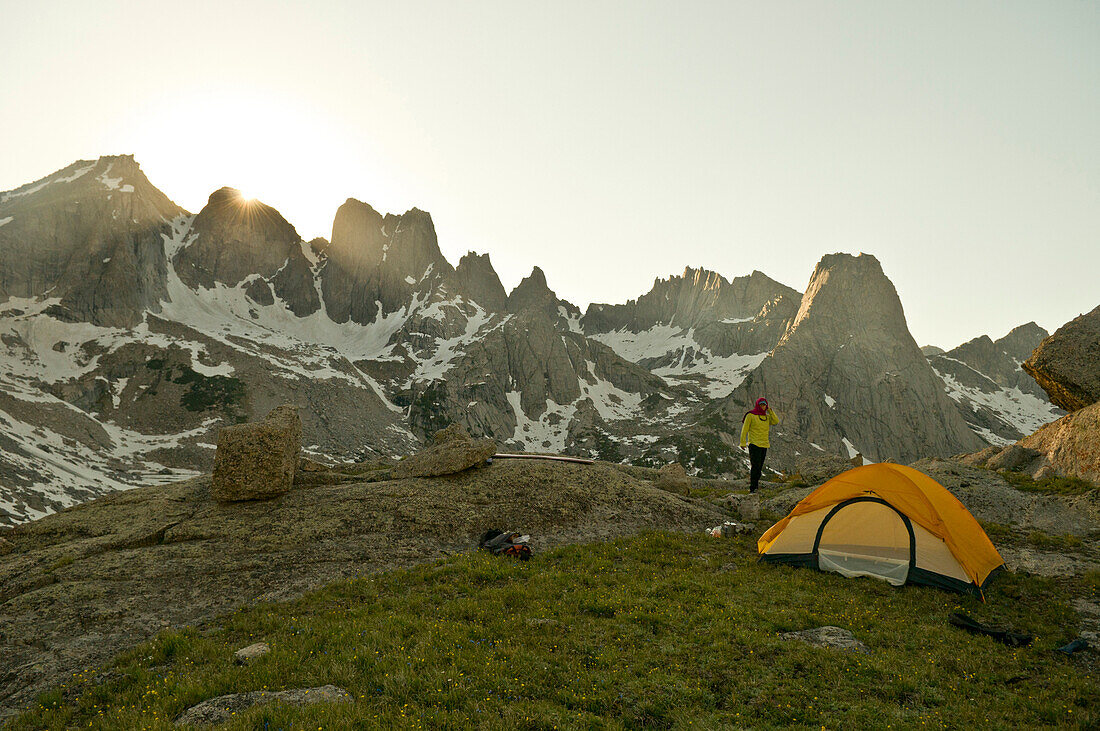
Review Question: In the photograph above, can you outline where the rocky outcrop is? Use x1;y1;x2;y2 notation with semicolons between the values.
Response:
1023;305;1100;412
455;251;507;311
0;155;184;327
211;405;302;501
720;253;986;466
1018;401;1100;483
174;685;351;726
391;423;496;478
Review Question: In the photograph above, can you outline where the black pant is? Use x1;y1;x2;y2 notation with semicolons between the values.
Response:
748;444;767;493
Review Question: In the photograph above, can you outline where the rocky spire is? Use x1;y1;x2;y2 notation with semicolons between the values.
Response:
582;266;801;334
723;253;986;465
454;251;507;311
507;266;556;313
0;155;184;327
320;199;453;323
996;322;1049;362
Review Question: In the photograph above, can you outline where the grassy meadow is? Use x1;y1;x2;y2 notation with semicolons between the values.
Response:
10;531;1098;729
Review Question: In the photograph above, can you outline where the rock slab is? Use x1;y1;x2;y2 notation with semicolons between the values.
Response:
211;405;302;501
392;423;496;478
174;684;351;726
1023;304;1100;412
780;626;870;654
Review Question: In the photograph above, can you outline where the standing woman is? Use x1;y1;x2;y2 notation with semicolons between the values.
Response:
740;397;779;493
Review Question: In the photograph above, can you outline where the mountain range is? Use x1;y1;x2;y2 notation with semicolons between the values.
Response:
0;155;1064;524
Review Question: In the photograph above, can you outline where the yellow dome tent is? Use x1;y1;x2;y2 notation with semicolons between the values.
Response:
758;463;1004;598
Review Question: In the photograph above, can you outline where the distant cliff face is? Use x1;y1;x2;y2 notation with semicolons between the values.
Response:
582;267;800;333
720;253;987;465
0;155;184;327
1;155;1070;525
927;322;1061;444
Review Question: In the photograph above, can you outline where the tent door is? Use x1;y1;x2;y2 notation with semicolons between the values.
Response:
814;498;915;587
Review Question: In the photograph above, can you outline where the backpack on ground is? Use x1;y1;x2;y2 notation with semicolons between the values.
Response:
479;529;532;561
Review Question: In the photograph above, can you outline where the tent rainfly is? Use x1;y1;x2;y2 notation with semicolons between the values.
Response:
758;463;1004;598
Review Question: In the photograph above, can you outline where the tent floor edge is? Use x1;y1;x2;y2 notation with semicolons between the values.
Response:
908;567;982;598
759;552;816;569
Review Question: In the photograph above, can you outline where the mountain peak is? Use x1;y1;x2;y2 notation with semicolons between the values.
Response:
455;251;507;311
175;186;302;289
507;266;557;313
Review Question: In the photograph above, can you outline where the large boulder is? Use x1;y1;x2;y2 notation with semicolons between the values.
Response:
392;423;496;478
656;463;691;494
1018;401;1100;484
211;405;302;501
1023;305;1100;412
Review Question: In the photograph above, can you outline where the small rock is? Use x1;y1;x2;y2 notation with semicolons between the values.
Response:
234;642;270;664
392;423;496;479
0;537;13;555
174;684;352;726
525;618;560;628
656;463;691;494
211;405;302;502
780;626;870;654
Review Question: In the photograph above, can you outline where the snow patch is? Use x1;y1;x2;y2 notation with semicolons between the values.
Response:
97;163;123;190
935;367;1061;436
840;437;871;464
507;391;576;453
592;324;767;398
0;216;12;227
824;393;836;408
579;362;643;422
0;162;96;203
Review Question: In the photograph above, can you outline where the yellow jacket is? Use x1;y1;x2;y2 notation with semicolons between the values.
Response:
740;409;779;448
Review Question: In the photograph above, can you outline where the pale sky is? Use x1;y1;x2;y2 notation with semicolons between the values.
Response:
2;1;1098;348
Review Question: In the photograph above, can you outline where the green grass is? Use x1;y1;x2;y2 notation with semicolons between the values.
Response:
9;532;1098;729
1000;470;1096;497
1028;530;1084;550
